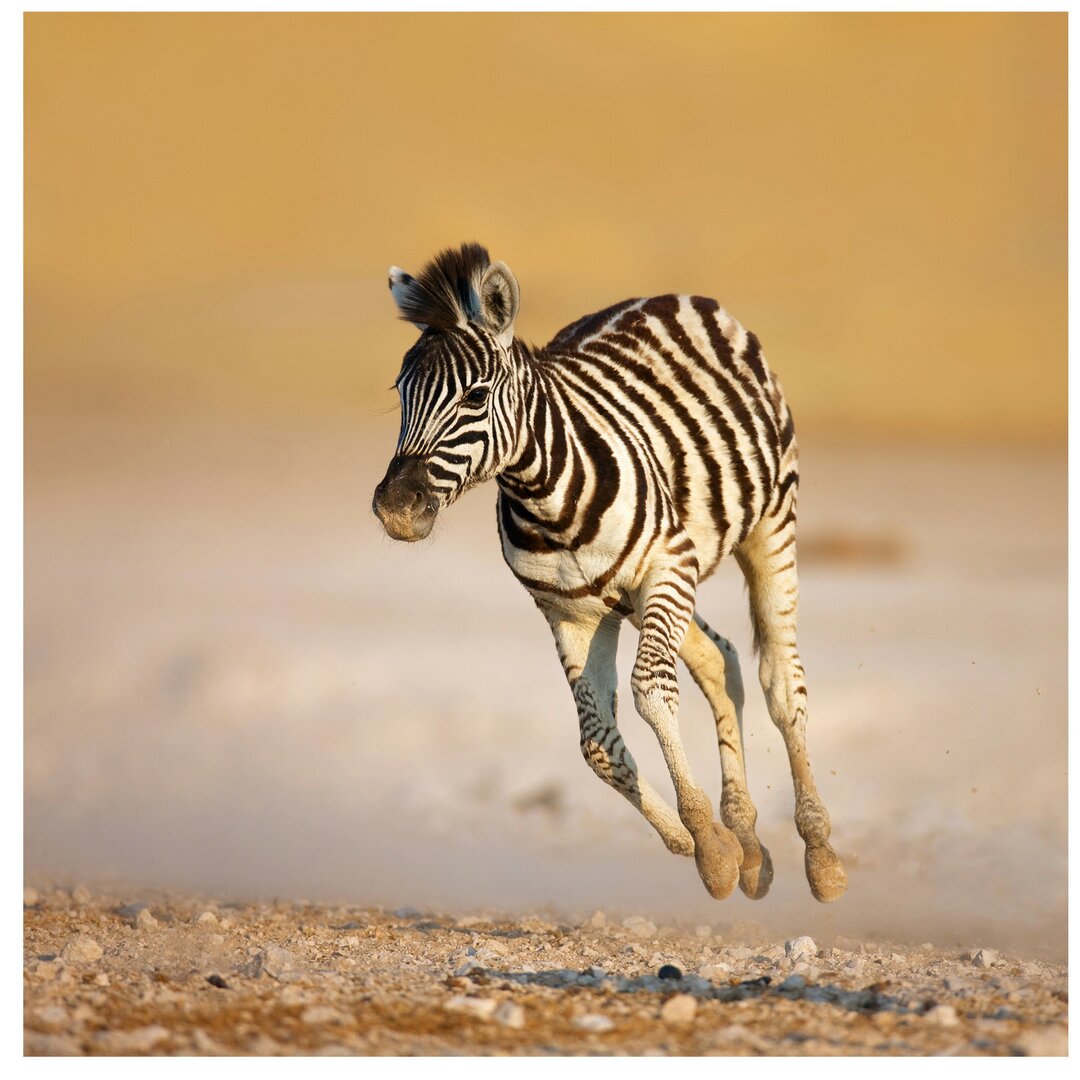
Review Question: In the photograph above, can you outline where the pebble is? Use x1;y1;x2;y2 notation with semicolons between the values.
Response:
135;908;159;930
574;1013;615;1033
206;975;228;989
250;945;300;980
972;949;999;969
585;910;606;930
95;1025;170;1054
660;994;698;1024
393;906;422;919
694;925;713;938
587;965;607;980
195;911;218;925
781;974;808;991
71;885;91;905
494;1001;526;1029
785;936;818;963
726;946;753;961
25;1033;80;1056
116;902;150;924
657;964;682;981
925;1004;960;1027
60;936;103;965
444;995;498;1021
300;1005;346;1025
35;1004;69;1028
23;886;39;907
1014;1025;1068;1056
94;973;109;987
622;916;658;938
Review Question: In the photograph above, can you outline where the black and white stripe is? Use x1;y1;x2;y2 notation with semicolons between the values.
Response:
375;244;846;904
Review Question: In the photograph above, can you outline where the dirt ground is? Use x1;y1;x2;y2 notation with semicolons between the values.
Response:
23;884;1067;1057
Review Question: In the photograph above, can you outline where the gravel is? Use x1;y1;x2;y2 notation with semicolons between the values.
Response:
23;887;1069;1057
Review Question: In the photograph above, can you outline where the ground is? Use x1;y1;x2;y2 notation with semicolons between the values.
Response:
23;885;1068;1057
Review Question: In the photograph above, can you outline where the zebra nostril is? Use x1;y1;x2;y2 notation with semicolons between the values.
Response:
410;488;428;514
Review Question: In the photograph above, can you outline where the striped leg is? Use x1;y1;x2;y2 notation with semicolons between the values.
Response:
736;507;848;903
546;610;695;856
680;615;774;899
630;562;743;900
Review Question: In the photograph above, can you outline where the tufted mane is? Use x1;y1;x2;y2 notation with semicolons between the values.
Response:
393;243;492;332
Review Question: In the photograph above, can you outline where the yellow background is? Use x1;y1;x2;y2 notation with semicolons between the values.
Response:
26;12;1065;437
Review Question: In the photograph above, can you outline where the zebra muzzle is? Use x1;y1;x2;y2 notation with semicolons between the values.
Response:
372;455;438;541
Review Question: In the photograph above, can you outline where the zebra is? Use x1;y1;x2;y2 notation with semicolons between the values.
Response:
372;243;847;903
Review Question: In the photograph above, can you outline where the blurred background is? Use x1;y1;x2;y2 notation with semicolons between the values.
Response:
25;13;1066;955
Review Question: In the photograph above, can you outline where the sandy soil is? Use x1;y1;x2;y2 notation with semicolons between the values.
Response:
23;885;1067;1057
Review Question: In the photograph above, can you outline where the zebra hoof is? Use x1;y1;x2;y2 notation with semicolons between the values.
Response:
738;841;774;900
711;821;744;866
806;843;848;903
695;824;742;899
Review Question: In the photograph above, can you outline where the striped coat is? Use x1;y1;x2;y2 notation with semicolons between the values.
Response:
374;245;846;904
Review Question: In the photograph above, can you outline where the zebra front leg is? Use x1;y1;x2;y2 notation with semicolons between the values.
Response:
680;615;774;899
737;512;848;903
631;567;743;900
548;610;696;856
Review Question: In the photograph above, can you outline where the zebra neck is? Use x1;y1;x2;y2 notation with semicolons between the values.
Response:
496;364;614;546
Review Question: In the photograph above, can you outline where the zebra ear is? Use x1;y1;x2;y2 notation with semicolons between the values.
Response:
388;266;428;331
478;261;520;348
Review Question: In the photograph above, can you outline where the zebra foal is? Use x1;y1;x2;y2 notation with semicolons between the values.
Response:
372;243;846;903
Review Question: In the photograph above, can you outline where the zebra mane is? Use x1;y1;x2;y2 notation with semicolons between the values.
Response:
391;243;492;332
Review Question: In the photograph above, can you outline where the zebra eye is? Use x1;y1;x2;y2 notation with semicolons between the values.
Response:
464;385;489;406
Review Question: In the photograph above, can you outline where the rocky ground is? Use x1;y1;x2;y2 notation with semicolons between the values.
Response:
23;884;1068;1057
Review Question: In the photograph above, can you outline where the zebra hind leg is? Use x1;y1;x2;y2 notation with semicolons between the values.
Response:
680;615;774;899
736;512;848;903
630;566;743;901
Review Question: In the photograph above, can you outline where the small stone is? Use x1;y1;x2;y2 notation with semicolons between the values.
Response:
191;1029;227;1055
444;995;498;1021
136;907;159;930
781;974;807;990
35;1005;69;1028
300;1005;346;1025
695;925;713;938
784;936;817;964
95;1025;170;1054
494;1001;526;1029
726;946;753;961
94;973;110;987
658;964;682;981
23;886;40;907
116;901;150;923
71;884;92;905
660;994;698;1024
587;965;607;980
925;1004;960;1027
698;962;731;980
196;911;218;925
250;945;300;980
206;974;228;989
393;906;422;919
25;1033;80;1056
585;910;606;930
622;916;658;938
1014;1025;1068;1056
971;948;999;969
574;1013;615;1033
60;935;103;964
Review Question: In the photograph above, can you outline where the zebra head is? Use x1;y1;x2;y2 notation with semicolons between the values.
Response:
373;244;525;542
